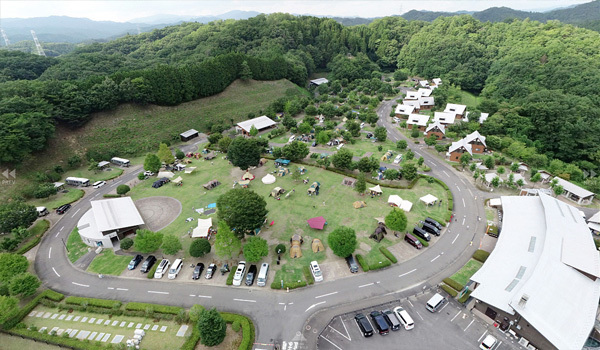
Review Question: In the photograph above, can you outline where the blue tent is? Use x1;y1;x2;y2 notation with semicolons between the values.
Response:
275;159;291;166
207;203;216;209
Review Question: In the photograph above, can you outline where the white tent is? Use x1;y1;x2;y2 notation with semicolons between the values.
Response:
489;198;502;207
420;194;438;205
184;167;196;174
192;218;212;238
157;171;175;179
400;200;413;212
388;195;403;207
171;176;183;184
262;174;276;184
369;185;383;194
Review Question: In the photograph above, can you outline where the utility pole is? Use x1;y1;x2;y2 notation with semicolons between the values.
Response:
31;30;46;56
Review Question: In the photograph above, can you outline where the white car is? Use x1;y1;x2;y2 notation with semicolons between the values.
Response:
480;334;498;350
143;171;155;176
310;261;323;282
233;261;246;286
393;306;414;330
393;155;403;164
92;181;106;189
288;135;296;143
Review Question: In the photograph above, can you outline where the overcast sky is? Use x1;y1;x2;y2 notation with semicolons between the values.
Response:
0;0;592;22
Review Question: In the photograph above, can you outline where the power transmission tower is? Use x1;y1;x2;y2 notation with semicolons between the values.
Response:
1;29;10;46
30;30;46;56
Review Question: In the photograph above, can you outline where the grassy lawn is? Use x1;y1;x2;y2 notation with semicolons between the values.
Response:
29;219;50;236
23;305;187;350
62;167;124;183
67;228;89;263
457;90;482;110
87;250;131;275
450;259;483;286
342;138;398;158
0;333;62;350
31;189;84;210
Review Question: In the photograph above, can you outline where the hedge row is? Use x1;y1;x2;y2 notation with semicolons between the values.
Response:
226;265;237;286
271;279;307;290
15;220;51;254
431;177;454;214
379;247;398;263
180;326;201;350
125;302;183;315
303;265;315;285
440;284;458;297
2;290;65;330
443;278;464;292
9;327;106;350
102;194;122;198
147;262;159;279
473;250;490;263
65;296;122;309
58;303;123;316
356;254;369;272
369;259;391;270
415;235;430;247
458;290;472;304
221;312;255;350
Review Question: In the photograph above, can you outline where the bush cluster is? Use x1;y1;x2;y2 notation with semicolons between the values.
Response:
441;284;458;297
368;259;391;270
65;296;122;309
473;249;490;263
125;302;183;315
355;254;369;272
2;290;65;330
221;312;256;350
379;247;397;263
415;235;430;247
226;265;237;286
443;278;464;292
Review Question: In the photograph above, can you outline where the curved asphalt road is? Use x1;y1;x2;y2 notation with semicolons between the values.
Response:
34;94;489;349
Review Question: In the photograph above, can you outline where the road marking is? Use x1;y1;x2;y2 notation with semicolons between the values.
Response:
399;269;417;278
461;178;466;185
468;189;473;196
71;208;81;217
340;316;351;341
430;162;437;167
108;287;115;290
496;341;503;350
478;331;488;342
462;218;466;225
72;282;89;287
415;310;423;320
452;234;460;245
442;170;450;177
147;291;169;295
189;294;195;297
407;300;414;307
358;283;374;288
60;226;64;232
451;311;461;322
55;231;61;237
116;288;128;291
430;254;440;262
305;301;326;313
52;267;60;277
48;247;52;259
197;295;212;299
233;298;256;303
328;321;351;341
315;291;338;299
456;185;461;192
440;302;449;312
462;198;466;207
284;304;287;311
464;319;475;332
319;334;342;350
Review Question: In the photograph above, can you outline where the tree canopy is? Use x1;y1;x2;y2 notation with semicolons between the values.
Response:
197;308;227;346
328;226;357;258
227;137;261;170
133;229;163;253
190;239;212;258
243;236;269;263
0;253;28;282
0;202;38;234
144;153;161;173
385;208;408;232
214;221;241;259
217;189;268;238
161;234;182;255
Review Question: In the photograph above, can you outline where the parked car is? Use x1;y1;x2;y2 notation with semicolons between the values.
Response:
92;181;106;189
421;221;441;236
192;262;205;280
143;171;155;176
140;255;157;273
153;259;170;279
167;258;183;279
256;263;269;287
56;204;71;215
393;155;403;164
480;335;498;350
127;255;143;270
405;233;423;249
426;293;447;313
245;264;257;286
310;261;323;282
393;306;415;330
425;217;443;231
345;255;359;273
233;261;246;286
205;263;216;279
413;226;431;241
381;309;401;331
370;311;390;335
354;313;374;337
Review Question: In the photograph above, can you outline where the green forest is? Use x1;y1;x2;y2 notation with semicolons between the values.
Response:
1;14;599;191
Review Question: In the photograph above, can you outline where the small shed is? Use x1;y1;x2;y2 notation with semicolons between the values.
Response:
180;129;199;142
97;161;110;169
312;239;325;253
342;177;356;187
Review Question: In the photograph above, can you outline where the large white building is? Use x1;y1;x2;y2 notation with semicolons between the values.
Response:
470;194;600;350
77;197;145;249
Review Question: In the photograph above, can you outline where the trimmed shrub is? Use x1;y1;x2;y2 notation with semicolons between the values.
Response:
103;194;121;198
473;250;490;263
125;302;182;315
458;290;472;304
369;259;391;270
379;247;397;263
15;236;42;255
226;265;237;286
65;296;122;309
1;289;64;329
181;326;201;350
120;238;133;250
147;262;159;279
441;284;458;297
415;235;430;247
303;265;315;285
221;312;255;350
443;278;464;292
356;254;369;272
232;320;241;332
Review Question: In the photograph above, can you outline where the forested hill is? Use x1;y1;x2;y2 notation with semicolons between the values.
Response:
1;14;600;175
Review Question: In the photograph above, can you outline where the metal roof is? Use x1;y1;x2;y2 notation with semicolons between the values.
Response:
180;129;199;138
395;104;415;115
310;78;329;85
433;111;456;125
407;114;429;126
444;103;467;115
90;197;144;233
237;115;277;132
553;177;595;199
470;195;600;350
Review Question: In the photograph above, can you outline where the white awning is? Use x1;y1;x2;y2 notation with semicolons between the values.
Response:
184;167;196;174
157;171;175;179
400;200;413;212
172;176;183;184
420;194;438;205
369;185;382;193
388;195;403;207
192;218;212;238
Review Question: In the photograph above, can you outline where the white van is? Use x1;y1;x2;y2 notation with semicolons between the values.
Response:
426;293;447;312
168;259;183;279
153;259;170;279
36;206;49;217
257;263;269;287
233;261;246;286
393;306;415;330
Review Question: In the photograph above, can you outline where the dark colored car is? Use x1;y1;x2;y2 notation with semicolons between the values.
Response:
405;233;423;249
127;255;143;270
345;255;359;273
56;204;71;215
421;222;441;236
140;255;157;273
192;263;205;280
205;263;216;279
354;313;374;337
370;311;390;335
245;264;257;286
425;217;443;231
413;226;431;242
381;309;401;331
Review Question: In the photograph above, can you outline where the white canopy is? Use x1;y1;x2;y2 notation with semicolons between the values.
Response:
171;176;183;184
157;171;175;179
420;194;438;205
388;195;403;207
369;185;383;193
400;200;413;212
489;198;502;207
261;174;276;184
184;167;196;174
192;218;212;238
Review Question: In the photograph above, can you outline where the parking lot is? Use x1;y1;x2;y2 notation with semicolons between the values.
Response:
318;290;523;350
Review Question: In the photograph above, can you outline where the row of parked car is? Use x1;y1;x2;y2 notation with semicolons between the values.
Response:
232;261;269;286
404;217;443;249
127;255;217;280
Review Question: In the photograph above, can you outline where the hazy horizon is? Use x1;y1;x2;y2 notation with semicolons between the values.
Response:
0;0;592;22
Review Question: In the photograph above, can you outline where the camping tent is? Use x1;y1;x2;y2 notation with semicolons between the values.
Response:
262;174;276;184
203;180;220;190
238;180;250;188
312;239;325;253
275;159;291;167
370;222;388;242
307;216;327;230
192;218;212;238
259;158;268;167
299;166;307;175
277;167;290;177
184;167;196;174
172;176;183;184
400;200;413;212
420;194;438;205
290;234;303;258
270;187;285;197
388;195;403;207
242;171;255;180
157;171;175;179
369;185;383;194
353;201;367;209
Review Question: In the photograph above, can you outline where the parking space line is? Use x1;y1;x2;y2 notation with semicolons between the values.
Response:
315;291;338;299
439;302;449;312
328;325;351;341
340;317;350;341
478;331;488;342
451;311;461;322
407;300;413;307
415;311;424;320
452;234;460;244
495;341;503;350
319;334;343;350
464;319;475;332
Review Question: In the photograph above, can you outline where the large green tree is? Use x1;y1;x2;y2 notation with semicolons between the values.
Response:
331;148;354;170
190;239;212;257
0;295;19;324
0;253;28;282
8;272;40;297
217;189;268;239
401;162;418;181
0;202;37;234
281;141;309;161
328;226;357;258
228;137;261;170
243;236;269;263
161;234;182;255
157;143;175;164
144;153;161;173
197;308;227;346
374;126;387;142
133;229;163;253
385;208;407;232
214;221;241;259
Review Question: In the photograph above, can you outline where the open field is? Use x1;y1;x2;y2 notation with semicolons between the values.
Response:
0;333;62;350
31;189;85;210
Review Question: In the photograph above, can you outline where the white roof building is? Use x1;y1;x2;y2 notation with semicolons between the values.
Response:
470;194;600;350
432;78;442;86
464;130;487;148
405;90;420;100
418;80;429;88
236;115;277;134
417;88;432;97
553;177;595;205
395;104;415;116
464;111;490;124
444;103;467;116
403;100;420;108
433;111;456;125
448;139;472;155
425;121;446;134
309;78;329;86
407;114;430;128
588;211;600;234
418;96;435;108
